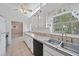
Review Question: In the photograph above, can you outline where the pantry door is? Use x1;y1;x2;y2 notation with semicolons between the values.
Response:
11;21;23;38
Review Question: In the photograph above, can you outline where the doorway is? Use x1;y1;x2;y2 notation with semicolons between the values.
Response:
11;21;23;38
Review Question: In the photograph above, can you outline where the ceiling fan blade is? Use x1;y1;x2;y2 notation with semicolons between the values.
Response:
13;4;33;14
23;12;27;14
26;9;32;12
19;5;25;11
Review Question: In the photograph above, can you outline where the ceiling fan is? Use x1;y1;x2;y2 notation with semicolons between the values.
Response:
15;4;33;14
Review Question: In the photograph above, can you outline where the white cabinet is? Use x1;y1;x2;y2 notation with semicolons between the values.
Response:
0;16;6;56
43;44;64;56
24;34;33;53
43;50;52;56
0;33;6;56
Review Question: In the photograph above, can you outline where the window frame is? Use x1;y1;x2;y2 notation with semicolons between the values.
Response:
50;11;79;35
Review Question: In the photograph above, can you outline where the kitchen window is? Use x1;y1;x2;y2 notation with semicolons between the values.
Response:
52;11;79;34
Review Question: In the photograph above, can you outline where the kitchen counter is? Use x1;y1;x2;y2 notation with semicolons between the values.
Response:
51;33;79;39
25;31;79;39
24;32;79;56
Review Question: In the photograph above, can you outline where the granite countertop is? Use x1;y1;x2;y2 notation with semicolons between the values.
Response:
50;33;79;39
24;32;79;56
25;31;79;39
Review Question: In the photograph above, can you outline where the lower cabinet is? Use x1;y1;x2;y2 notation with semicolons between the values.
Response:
43;50;53;56
0;33;6;56
33;39;43;56
24;34;33;53
43;44;64;56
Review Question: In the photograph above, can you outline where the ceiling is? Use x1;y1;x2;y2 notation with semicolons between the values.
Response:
34;3;67;17
30;3;66;20
0;3;40;21
33;3;79;19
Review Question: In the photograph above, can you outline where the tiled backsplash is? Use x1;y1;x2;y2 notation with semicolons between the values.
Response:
50;34;79;44
31;32;79;44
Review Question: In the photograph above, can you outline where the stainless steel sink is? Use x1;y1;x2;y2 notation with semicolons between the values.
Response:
60;42;79;54
47;39;79;54
47;39;62;45
46;38;79;54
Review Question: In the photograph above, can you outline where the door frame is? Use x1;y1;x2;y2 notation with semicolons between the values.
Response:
11;21;23;38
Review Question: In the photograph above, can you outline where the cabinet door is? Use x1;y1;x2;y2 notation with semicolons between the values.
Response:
43;44;64;56
24;34;33;53
0;16;6;56
43;50;52;56
0;33;6;56
29;38;33;53
24;35;30;46
27;36;33;53
43;45;53;56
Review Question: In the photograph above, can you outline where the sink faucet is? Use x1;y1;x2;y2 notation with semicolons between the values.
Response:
61;31;68;42
61;25;68;42
61;26;64;41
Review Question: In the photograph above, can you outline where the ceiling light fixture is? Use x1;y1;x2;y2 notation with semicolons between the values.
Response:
15;4;33;14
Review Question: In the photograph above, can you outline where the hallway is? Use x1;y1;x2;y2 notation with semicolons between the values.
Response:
6;37;33;56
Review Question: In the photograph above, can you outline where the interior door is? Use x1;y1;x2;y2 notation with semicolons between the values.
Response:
11;21;23;38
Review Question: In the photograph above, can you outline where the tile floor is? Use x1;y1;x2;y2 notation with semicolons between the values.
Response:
6;37;33;56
